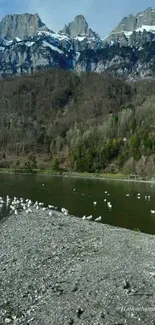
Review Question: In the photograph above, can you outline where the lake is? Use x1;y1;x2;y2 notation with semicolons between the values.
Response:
0;173;155;234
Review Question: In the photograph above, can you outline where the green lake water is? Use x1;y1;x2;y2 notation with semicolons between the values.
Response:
0;173;155;234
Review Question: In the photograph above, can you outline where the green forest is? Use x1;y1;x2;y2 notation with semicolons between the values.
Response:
0;68;155;177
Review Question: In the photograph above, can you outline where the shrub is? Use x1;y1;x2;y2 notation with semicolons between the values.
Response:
0;158;14;168
24;155;37;173
52;158;59;171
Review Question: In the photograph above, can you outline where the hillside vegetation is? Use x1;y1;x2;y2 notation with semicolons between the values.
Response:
0;68;155;177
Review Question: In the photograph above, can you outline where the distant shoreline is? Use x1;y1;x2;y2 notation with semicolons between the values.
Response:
0;168;154;183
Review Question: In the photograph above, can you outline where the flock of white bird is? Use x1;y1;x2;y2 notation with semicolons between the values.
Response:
126;192;154;214
0;195;59;217
82;189;155;221
0;195;75;219
0;188;155;222
0;195;103;222
82;190;112;222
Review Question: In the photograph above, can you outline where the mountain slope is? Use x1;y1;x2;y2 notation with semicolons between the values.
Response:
1;68;155;176
1;38;155;81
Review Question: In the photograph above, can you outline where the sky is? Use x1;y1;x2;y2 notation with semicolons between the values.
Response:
0;0;155;38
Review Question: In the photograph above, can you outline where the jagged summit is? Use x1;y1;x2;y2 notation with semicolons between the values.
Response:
103;7;155;45
0;8;155;80
0;13;51;40
111;7;155;35
59;14;97;38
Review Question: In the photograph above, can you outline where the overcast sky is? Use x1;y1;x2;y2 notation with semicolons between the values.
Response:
0;0;155;37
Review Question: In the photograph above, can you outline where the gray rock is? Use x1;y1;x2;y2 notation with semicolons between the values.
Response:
0;13;51;40
60;15;96;38
112;7;155;34
1;208;155;324
104;7;155;46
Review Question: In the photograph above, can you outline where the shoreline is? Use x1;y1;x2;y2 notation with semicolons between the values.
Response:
0;168;154;183
1;208;155;324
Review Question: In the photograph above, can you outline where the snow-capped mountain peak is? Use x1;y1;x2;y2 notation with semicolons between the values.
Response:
0;10;155;81
104;7;155;44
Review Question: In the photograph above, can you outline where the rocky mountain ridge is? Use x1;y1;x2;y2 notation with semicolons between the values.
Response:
104;7;155;46
112;7;155;33
0;13;51;40
0;9;155;80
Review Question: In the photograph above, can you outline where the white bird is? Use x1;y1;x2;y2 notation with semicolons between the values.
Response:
73;189;76;191
82;215;86;220
137;197;140;199
48;205;54;209
6;198;10;206
42;207;46;211
151;210;155;214
145;196;147;200
95;216;101;222
148;196;151;201
26;208;32;213
49;211;53;216
86;215;92;220
104;199;107;202
61;207;68;214
39;202;44;206
138;193;140;196
105;191;107;194
126;194;129;197
93;201;97;205
28;200;32;207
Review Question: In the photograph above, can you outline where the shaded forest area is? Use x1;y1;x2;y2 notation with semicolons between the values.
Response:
0;68;155;175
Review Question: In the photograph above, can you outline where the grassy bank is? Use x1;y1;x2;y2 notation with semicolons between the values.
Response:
0;167;152;182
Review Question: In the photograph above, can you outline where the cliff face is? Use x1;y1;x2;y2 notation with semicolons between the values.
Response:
60;15;97;38
112;7;155;33
1;37;155;81
0;13;50;40
104;7;155;46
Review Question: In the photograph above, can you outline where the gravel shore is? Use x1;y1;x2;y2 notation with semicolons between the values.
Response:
1;209;155;325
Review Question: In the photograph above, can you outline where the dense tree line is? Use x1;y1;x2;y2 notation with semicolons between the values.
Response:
0;68;155;174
